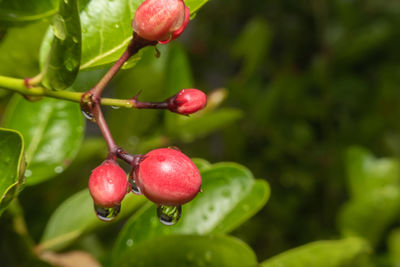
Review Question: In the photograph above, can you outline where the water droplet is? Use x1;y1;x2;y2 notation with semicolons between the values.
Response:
25;169;32;177
65;58;78;72
114;24;120;28
52;15;67;41
157;205;181;225
111;106;120;110
54;166;64;173
94;204;120;222
129;171;142;195
222;189;231;198
72;36;78;43
126;239;134;247
168;146;181;151
81;109;94;121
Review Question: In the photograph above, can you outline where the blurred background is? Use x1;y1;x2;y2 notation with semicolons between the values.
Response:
2;0;400;265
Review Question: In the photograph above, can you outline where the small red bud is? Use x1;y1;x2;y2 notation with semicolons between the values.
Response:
132;0;189;42
135;148;202;206
168;88;207;115
88;160;128;207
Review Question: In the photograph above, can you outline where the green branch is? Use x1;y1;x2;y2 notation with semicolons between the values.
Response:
0;75;134;108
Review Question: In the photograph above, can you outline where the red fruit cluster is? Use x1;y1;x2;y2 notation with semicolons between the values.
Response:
88;160;128;208
132;0;190;43
135;148;202;206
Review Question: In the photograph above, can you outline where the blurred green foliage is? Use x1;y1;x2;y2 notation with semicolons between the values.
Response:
1;0;400;266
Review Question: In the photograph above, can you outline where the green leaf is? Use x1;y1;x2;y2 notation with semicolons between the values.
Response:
113;234;258;267
338;188;400;246
0;128;25;216
232;17;272;79
42;0;81;90
345;146;400;199
260;238;371;267
0;21;49;78
40;0;210;71
112;162;270;260
39;189;146;251
2;95;84;185
191;158;212;171
0;0;58;25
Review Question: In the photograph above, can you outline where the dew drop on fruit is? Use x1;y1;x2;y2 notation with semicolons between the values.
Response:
94;204;120;222
157;205;182;225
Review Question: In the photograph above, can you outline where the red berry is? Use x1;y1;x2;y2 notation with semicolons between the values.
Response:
168;89;207;115
135;148;202;205
88;160;128;207
132;0;188;42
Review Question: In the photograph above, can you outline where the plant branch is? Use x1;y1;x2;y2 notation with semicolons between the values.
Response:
88;33;157;98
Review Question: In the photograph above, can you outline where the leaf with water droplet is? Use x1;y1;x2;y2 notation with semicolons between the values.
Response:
112;162;270;260
39;189;146;251
3;95;84;185
41;0;81;90
39;0;211;71
113;235;258;267
0;128;25;216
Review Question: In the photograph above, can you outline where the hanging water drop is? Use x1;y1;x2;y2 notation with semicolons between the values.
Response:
94;204;120;222
81;109;94;121
111;106;120;110
52;15;67;41
80;102;95;122
157;205;181;225
129;172;142;195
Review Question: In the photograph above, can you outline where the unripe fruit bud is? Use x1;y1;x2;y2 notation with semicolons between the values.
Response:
132;0;188;42
135;148;202;206
168;88;207;115
88;160;128;207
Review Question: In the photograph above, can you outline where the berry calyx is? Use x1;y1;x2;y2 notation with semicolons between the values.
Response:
132;0;188;42
168;89;207;115
88;160;128;207
135;148;202;206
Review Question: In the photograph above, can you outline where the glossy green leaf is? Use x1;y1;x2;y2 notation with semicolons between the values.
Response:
42;0;81;90
340;147;400;245
0;21;48;78
0;128;25;216
0;0;58;25
191;158;212;171
39;189;146;251
260;238;370;267
40;0;210;71
113;234;258;267
338;187;400;245
346;146;400;199
2;95;84;185
112;162;270;260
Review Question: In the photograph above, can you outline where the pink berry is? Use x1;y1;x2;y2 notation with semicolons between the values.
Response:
168;89;207;115
88;160;128;207
135;148;202;205
132;0;188;42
